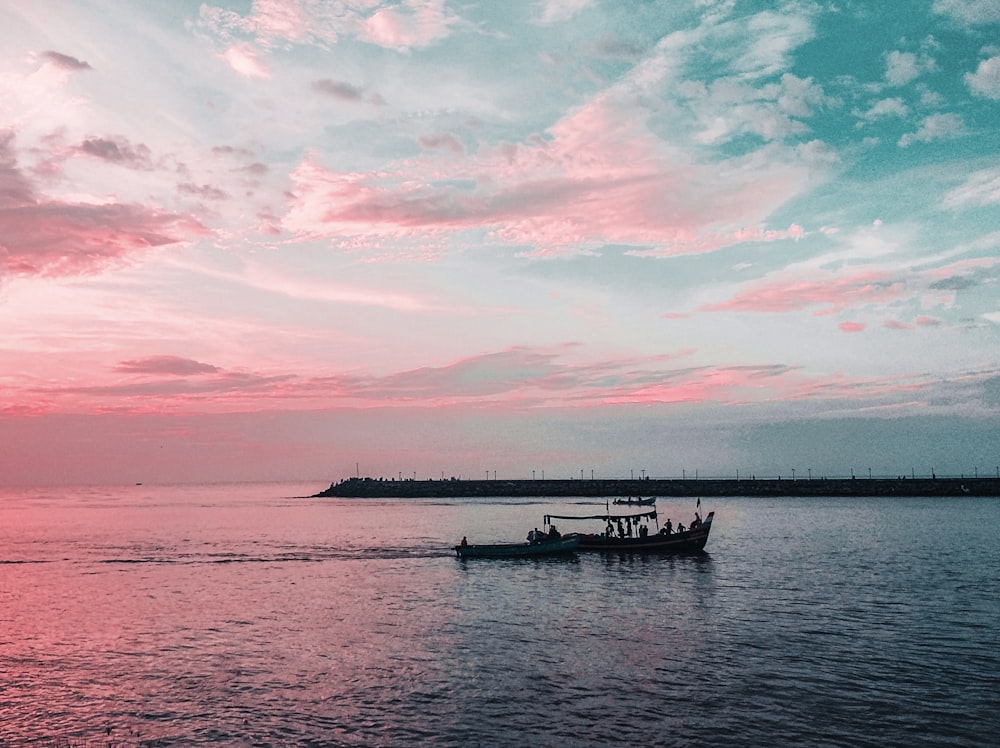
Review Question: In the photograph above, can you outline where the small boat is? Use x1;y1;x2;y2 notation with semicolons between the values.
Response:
453;534;580;558
543;504;714;553
612;496;656;506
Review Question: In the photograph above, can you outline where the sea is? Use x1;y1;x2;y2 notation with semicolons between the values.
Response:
1;482;997;747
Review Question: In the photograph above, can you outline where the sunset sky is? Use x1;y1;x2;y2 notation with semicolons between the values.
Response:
1;0;998;486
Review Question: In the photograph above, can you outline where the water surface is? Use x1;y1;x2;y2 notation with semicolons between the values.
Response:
2;484;998;746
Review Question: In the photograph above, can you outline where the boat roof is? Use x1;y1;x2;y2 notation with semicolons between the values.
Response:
545;509;657;523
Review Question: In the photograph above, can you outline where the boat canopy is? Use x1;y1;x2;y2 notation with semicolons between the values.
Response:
544;510;657;524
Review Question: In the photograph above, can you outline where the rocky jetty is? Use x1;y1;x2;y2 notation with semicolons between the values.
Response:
313;476;1000;499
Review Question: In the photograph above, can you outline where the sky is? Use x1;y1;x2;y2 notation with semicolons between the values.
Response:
1;0;998;486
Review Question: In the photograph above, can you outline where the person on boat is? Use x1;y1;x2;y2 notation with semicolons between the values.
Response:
548;525;561;539
527;528;540;543
676;522;685;533
606;520;615;538
638;524;648;538
690;514;702;530
664;518;673;534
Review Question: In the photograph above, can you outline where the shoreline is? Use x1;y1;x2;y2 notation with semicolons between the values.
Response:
313;476;1000;499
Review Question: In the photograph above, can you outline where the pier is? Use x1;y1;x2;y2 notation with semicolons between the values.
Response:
314;476;1000;499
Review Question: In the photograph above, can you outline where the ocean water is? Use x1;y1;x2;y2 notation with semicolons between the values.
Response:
1;483;998;747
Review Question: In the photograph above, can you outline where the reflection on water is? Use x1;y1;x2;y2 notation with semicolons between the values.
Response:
1;485;998;746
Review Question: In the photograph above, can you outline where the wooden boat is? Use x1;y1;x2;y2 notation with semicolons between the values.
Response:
453;534;580;558
542;507;714;553
612;496;655;506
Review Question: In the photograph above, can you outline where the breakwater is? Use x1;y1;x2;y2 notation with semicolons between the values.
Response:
314;476;1000;499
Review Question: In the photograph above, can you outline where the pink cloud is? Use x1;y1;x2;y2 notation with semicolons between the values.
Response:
884;319;914;330
178;182;229;201
363;0;459;50
201;0;460;52
600;364;800;406
53;371;296;407
419;133;465;155
222;43;270;78
244;0;311;43
0;132;207;277
312;79;365;101
699;270;903;314
839;321;866;332
76;135;154;170
200;0;334;48
16;343;994;418
0;202;207;276
40;51;92;72
212;145;256;158
282;93;826;256
115;356;221;376
915;315;942;326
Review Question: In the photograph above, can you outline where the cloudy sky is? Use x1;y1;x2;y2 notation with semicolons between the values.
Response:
1;0;998;486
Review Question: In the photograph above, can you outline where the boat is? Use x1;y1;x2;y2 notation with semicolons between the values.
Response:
612;496;655;506
542;505;714;553
453;534;580;558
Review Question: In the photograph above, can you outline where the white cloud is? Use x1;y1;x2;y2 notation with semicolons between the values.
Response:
898;113;964;147
885;50;934;86
734;11;815;78
964;55;1000;99
933;0;1000;24
537;0;595;25
942;168;1000;209
854;97;909;122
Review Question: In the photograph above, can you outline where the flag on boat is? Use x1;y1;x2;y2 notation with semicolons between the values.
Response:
696;497;701;509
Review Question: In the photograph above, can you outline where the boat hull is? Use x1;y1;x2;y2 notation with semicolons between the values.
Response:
574;513;713;553
454;535;580;558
